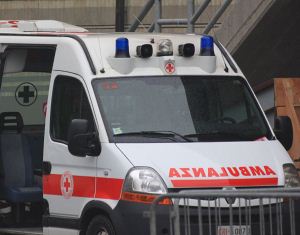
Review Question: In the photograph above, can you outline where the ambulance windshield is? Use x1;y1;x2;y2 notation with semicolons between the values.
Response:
93;76;272;143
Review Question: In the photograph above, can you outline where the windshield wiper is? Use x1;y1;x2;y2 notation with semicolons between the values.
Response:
114;131;193;142
184;131;248;141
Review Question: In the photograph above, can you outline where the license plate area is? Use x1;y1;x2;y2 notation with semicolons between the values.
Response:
217;226;251;235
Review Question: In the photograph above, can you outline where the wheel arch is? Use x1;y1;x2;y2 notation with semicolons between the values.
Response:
79;200;125;235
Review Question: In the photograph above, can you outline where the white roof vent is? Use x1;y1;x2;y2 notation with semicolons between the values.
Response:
0;20;88;33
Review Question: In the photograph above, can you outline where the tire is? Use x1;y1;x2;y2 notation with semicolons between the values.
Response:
86;215;116;235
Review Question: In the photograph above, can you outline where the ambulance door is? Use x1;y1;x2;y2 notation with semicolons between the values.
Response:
43;72;98;224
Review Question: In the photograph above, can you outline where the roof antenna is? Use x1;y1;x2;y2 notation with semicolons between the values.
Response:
213;33;229;72
97;38;105;73
205;2;229;73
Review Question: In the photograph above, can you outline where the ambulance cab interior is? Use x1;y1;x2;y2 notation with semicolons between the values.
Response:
0;46;55;227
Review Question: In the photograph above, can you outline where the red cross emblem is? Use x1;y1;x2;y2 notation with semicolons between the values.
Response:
60;171;74;199
64;178;71;192
165;61;175;74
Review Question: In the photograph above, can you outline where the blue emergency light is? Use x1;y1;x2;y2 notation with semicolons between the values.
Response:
115;37;130;58
200;35;215;56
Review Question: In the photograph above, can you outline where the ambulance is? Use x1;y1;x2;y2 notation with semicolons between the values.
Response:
0;20;298;235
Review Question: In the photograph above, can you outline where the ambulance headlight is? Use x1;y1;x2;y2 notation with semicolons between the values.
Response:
157;39;173;56
283;163;300;187
123;168;167;194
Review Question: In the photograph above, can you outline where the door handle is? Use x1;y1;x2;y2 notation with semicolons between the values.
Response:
43;161;52;175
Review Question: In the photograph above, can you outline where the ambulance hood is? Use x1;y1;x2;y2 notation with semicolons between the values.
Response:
116;141;291;189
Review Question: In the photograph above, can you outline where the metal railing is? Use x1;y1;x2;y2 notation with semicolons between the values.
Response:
128;0;233;33
147;188;300;235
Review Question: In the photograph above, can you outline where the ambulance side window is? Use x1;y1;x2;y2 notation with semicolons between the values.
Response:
50;76;95;143
0;47;55;126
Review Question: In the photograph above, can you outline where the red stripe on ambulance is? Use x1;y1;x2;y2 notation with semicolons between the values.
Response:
171;178;278;188
95;178;124;199
43;174;124;200
169;165;278;187
169;166;277;178
43;174;61;195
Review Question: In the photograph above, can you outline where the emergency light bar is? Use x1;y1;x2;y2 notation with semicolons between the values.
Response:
109;35;216;74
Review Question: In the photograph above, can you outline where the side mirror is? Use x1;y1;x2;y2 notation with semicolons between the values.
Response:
68;119;101;157
274;116;293;150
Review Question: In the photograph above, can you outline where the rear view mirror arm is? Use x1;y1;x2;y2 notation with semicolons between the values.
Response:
87;132;101;157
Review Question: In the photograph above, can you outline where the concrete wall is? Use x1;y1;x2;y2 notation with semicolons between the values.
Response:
0;0;117;32
216;0;275;53
126;0;238;33
0;0;279;53
0;0;273;50
0;0;237;33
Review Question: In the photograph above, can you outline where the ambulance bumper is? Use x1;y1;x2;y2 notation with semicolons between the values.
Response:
114;200;170;235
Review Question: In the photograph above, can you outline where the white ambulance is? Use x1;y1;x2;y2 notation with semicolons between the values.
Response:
0;20;298;235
